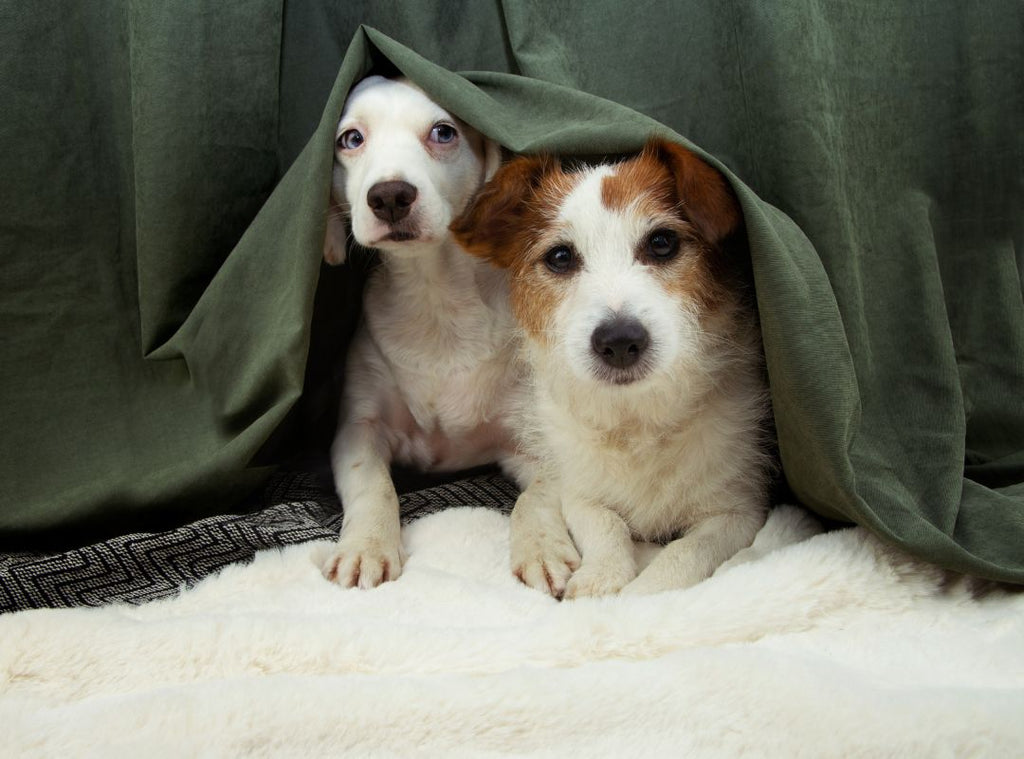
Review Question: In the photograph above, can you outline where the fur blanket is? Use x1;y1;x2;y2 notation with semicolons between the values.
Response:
3;505;1023;757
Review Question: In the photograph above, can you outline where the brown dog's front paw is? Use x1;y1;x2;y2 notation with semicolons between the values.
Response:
562;559;636;600
512;550;580;599
565;557;634;598
511;532;580;599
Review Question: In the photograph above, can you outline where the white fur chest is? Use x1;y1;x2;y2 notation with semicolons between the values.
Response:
356;254;518;470
530;370;765;542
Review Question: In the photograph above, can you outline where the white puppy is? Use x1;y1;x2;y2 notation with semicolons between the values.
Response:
452;139;772;598
321;76;542;588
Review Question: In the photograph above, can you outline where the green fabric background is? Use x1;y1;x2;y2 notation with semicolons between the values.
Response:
1;3;1021;581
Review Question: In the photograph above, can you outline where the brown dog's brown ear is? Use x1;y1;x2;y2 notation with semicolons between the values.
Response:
646;139;741;246
450;154;559;268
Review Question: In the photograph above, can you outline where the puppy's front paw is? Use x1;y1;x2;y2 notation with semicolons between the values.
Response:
511;526;581;599
322;534;404;589
563;559;636;600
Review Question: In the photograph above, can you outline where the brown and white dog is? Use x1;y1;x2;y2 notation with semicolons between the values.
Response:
451;139;772;598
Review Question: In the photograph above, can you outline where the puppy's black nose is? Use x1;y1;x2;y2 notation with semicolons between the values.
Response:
591;317;650;369
367;181;418;223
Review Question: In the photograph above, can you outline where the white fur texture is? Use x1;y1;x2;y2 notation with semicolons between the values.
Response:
547;168;700;385
3;507;1023;757
322;77;520;588
508;152;770;598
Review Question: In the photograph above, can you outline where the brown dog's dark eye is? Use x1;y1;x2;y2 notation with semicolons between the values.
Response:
544;245;577;274
644;229;679;262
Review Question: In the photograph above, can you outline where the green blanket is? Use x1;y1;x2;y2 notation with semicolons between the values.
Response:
2;4;1021;582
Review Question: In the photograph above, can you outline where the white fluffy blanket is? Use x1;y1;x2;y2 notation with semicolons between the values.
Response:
3;506;1023;757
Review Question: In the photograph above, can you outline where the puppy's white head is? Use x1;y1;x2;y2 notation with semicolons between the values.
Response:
451;139;742;392
324;76;501;263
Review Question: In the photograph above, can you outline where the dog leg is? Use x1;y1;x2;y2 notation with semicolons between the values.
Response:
622;509;765;595
322;420;404;589
562;497;637;599
508;476;580;599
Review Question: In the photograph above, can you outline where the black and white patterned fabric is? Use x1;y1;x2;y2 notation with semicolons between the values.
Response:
0;470;518;614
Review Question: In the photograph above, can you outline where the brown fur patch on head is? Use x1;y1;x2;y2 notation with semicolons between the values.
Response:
642;139;740;246
449;154;559;268
600;150;676;218
451;155;581;342
601;139;744;314
451;141;746;342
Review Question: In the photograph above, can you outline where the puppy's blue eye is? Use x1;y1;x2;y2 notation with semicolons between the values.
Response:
645;229;679;261
544;245;577;274
337;129;364;150
430;123;458;144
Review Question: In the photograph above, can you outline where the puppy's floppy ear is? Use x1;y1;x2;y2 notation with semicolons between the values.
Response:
323;164;348;266
647;139;741;246
450;154;558;268
482;139;503;182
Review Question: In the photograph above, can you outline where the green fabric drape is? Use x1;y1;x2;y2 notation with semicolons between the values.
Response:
1;4;1021;581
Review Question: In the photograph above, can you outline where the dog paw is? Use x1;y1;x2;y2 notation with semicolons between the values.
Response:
563;560;636;600
322;535;404;589
621;563;700;596
511;528;581;599
620;572;670;596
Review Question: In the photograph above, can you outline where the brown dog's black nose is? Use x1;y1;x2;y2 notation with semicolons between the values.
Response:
591;317;650;369
367;180;418;223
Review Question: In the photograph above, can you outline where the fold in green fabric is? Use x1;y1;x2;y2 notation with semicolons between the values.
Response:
1;11;1021;582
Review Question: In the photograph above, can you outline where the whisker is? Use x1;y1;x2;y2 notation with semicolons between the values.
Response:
326;206;352;222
